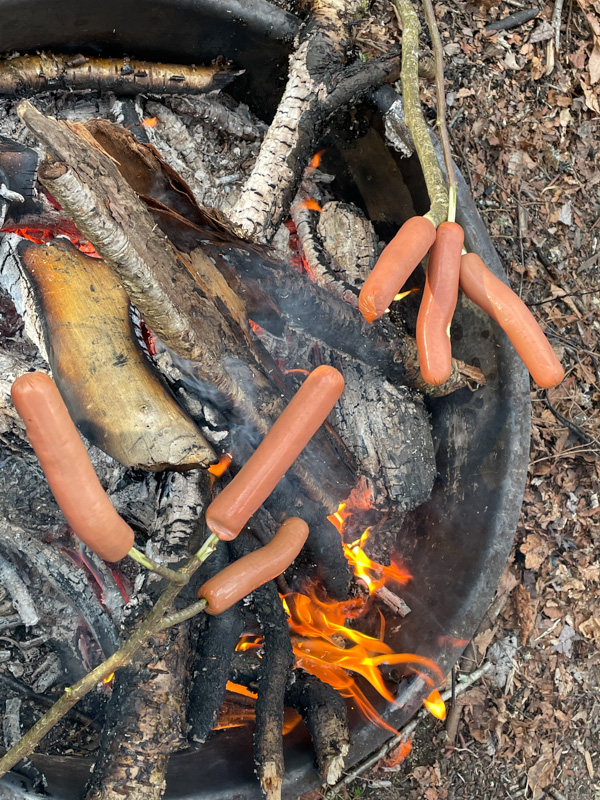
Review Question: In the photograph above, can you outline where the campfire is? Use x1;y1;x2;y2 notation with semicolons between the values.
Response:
0;3;540;800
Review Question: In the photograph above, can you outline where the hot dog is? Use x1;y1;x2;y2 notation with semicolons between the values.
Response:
11;372;135;561
198;517;309;615
459;253;565;388
416;221;464;385
205;365;344;541
358;216;437;323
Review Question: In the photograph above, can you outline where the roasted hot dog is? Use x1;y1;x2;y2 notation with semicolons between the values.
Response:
198;517;309;615
416;221;464;385
11;372;135;561
459;253;565;388
358;216;437;323
205;365;344;541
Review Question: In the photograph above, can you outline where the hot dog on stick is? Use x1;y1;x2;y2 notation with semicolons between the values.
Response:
205;365;345;541
358;215;436;323
198;517;309;614
11;372;135;562
459;252;565;389
416;221;464;385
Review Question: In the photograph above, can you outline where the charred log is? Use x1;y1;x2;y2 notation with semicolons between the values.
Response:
187;541;244;743
230;533;294;800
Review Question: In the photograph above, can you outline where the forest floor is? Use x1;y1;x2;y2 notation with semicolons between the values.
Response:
320;0;600;798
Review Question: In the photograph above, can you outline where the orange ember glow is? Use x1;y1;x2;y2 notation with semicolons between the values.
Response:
219;679;301;734
308;150;325;170
208;453;232;478
300;197;323;212
284;585;443;734
248;318;267;336
141;116;158;128
423;689;446;720
1;222;101;258
393;287;420;302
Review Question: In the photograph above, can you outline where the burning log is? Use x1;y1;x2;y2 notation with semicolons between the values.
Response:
85;471;211;800
0;54;237;97
229;533;295;800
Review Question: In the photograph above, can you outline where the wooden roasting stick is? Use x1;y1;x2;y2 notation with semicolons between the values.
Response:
0;53;236;96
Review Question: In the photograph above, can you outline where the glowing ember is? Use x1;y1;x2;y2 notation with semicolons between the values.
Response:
300;197;323;212
248;318;267;336
102;673;115;685
393;287;420;302
208;453;232;478
141;117;158;128
327;502;352;533
1;221;101;258
219;680;301;734
308;150;325;170
282;368;310;376
423;689;446;720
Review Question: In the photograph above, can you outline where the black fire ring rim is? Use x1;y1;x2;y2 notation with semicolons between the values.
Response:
0;2;531;799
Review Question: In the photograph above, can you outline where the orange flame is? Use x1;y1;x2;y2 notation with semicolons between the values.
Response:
382;737;412;768
219;680;301;734
1;222;101;258
208;454;232;478
102;672;115;685
423;689;446;720
284;585;443;734
226;680;257;699
308;150;325;170
343;528;411;596
235;633;263;653
141;117;158;128
393;287;420;302
300;198;323;212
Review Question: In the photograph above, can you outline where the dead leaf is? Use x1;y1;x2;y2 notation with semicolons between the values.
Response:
473;626;496;658
520;532;552;570
557;201;573;226
590;42;600;85
527;741;557;799
514;584;537;645
551;624;579;658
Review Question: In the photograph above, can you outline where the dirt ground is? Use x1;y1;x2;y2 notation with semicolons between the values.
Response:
323;0;600;798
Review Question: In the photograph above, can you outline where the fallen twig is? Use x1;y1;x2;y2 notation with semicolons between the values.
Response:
485;8;541;32
326;662;493;796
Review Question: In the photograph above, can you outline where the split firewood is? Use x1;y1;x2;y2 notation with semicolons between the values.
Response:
0;54;238;97
16;239;215;471
229;532;295;800
85;471;211;800
228;0;403;243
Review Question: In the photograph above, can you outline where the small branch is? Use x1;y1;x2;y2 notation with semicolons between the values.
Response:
372;584;411;617
420;0;457;221
0;533;219;777
390;0;448;227
0;54;236;96
156;598;208;631
128;547;189;584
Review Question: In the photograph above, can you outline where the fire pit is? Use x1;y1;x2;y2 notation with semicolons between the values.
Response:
0;2;531;799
